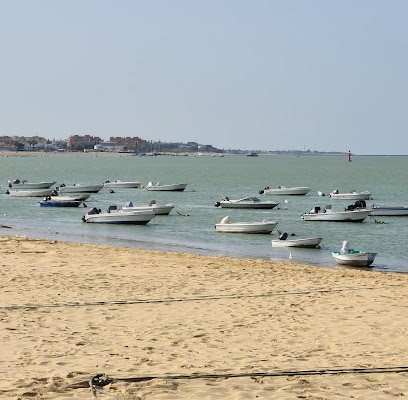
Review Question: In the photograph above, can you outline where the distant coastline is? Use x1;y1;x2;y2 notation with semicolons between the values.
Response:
0;149;353;158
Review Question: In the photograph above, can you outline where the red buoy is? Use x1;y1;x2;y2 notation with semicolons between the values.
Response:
348;150;352;162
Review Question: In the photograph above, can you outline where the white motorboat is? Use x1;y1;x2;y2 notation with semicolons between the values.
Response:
57;183;104;193
82;206;155;224
328;190;372;200
369;205;408;216
48;193;91;201
215;216;277;234
6;189;54;197
145;182;187;191
271;233;322;248
214;196;279;209
121;200;174;215
259;186;310;196
332;241;377;267
104;180;141;188
7;179;56;189
301;205;371;222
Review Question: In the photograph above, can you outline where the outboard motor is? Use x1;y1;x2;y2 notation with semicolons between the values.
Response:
355;200;366;208
279;232;288;241
340;241;351;254
214;201;221;207
346;200;367;211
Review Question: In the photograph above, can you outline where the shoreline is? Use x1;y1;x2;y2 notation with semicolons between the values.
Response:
2;235;408;399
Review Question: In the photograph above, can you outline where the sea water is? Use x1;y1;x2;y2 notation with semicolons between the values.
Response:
1;153;407;273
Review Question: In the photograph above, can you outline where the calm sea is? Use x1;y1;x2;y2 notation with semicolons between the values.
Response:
1;153;407;273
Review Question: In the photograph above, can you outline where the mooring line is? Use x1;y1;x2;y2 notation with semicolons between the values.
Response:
1;285;398;311
69;366;408;389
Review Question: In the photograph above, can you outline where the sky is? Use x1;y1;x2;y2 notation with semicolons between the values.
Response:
1;1;407;155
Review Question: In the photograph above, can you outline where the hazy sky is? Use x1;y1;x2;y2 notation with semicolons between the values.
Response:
1;1;407;154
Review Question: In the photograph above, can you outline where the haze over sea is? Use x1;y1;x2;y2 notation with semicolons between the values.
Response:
1;153;407;273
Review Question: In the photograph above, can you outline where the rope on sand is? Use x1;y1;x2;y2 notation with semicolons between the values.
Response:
2;285;399;311
70;366;408;392
89;374;118;400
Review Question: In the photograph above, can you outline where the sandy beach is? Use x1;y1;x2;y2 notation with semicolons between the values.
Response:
1;235;408;399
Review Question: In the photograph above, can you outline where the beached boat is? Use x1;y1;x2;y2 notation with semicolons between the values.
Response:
7;179;56;189
6;189;54;197
82;206;155;224
259;186;310;196
214;196;279;209
145;182;187;191
369;205;408;216
103;180;141;188
301;205;371;222
57;183;104;193
121;200;174;215
328;190;372;200
271;233;322;248
215;216;277;234
332;241;377;267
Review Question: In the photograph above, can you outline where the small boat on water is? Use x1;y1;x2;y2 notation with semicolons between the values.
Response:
332;241;377;267
104;180;141;188
259;186;310;196
215;216;277;234
369;205;408;216
121;200;174;215
47;193;91;201
301;204;371;222
7;179;56;189
39;197;84;207
214;196;279;209
6;189;54;197
328;189;372;200
82;206;155;224
271;233;322;248
145;182;187;191
57;183;104;193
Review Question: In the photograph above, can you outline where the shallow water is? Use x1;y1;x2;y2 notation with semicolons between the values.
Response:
1;153;407;273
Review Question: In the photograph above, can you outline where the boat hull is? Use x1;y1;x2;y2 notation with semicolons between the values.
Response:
121;204;174;215
370;206;408;216
58;184;103;193
271;237;322;248
104;181;141;188
49;193;91;201
218;201;279;209
7;189;53;197
145;183;187;191
302;210;371;222
332;251;377;267
329;192;371;200
40;200;83;207
261;187;310;196
8;181;56;189
215;221;277;234
83;209;155;224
